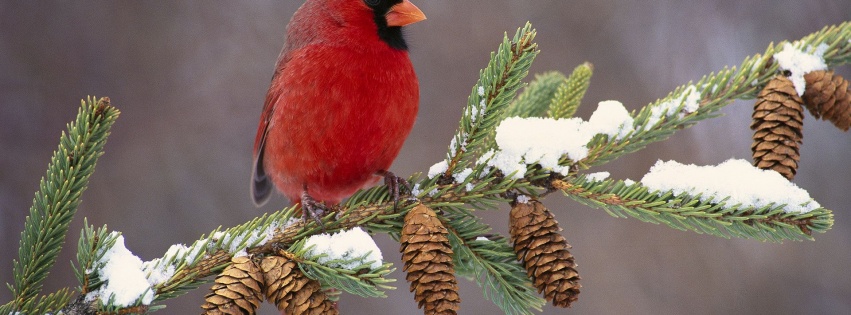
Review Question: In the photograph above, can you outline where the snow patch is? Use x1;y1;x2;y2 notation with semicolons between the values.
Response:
304;227;383;270
428;160;449;178
640;159;819;213
587;100;634;140
773;42;829;95
646;85;701;128
87;234;154;307
488;101;634;178
586;172;610;182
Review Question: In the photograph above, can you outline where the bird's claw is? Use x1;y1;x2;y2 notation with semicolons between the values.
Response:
300;190;327;231
381;170;409;211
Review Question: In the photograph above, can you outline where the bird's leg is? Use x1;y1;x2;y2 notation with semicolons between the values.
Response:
378;170;409;211
300;186;326;230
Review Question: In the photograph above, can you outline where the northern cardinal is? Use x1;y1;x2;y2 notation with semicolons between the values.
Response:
251;0;426;219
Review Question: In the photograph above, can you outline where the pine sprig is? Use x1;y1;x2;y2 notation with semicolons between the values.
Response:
556;176;832;242
290;239;396;298
6;97;117;314
73;220;120;295
577;84;713;169
506;71;568;118
298;260;395;298
548;62;594;119
445;211;544;315
577;21;851;171
26;289;75;315
72;206;302;309
149;207;300;302
443;22;540;178
803;21;851;65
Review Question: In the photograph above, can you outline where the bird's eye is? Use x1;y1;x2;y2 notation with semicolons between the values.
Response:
364;0;381;6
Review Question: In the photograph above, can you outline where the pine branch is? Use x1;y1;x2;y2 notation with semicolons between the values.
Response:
443;22;540;178
548;62;593;119
576;21;851;170
291;239;396;298
556;176;832;242
807;22;851;65
506;71;568;118
61;160;836;312
73;219;117;295
149;208;301;303
445;211;544;315
5;97;117;314
1;293;77;315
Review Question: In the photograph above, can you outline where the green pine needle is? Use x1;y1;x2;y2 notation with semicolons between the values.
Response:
73;220;119;295
443;210;544;315
299;261;395;298
561;176;833;242
443;22;540;178
291;238;396;298
578;21;851;171
8;97;118;314
548;62;594;119
506;71;568;118
21;288;73;315
150;207;299;302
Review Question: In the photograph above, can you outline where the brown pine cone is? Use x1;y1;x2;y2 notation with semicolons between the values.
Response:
751;75;804;180
261;255;338;315
509;198;580;308
201;256;265;315
803;70;851;131
400;204;460;315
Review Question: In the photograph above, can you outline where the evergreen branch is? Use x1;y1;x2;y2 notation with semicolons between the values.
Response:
112;177;528;310
8;97;117;314
443;22;539;177
803;21;851;65
73;221;120;295
297;257;395;298
300;261;395;298
24;288;74;315
555;177;832;242
444;211;544;315
576;21;851;170
59;152;833;312
506;71;568;118
576;85;715;169
289;235;395;298
147;208;299;302
166;211;312;296
1;289;75;315
548;62;594;119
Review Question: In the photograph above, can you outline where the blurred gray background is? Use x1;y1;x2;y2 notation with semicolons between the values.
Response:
2;1;850;314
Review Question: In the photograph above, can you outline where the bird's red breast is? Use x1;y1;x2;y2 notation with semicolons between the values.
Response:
252;0;425;206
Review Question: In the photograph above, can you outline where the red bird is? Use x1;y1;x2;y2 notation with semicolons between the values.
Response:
251;0;426;217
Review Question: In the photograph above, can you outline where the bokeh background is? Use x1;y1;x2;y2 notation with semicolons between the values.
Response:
2;1;850;314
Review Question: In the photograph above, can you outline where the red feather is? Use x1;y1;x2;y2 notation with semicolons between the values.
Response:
252;0;424;206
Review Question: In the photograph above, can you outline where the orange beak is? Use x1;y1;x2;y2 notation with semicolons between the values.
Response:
386;0;426;27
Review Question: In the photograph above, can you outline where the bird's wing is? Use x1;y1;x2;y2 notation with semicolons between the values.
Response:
250;66;286;207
